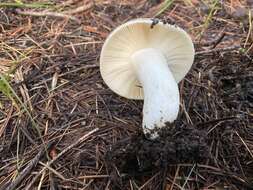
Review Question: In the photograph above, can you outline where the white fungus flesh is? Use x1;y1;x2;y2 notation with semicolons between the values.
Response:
100;18;195;138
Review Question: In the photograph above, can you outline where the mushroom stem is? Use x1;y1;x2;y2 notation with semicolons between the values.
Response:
131;48;180;138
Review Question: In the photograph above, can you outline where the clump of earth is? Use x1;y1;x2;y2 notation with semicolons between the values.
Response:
105;123;209;188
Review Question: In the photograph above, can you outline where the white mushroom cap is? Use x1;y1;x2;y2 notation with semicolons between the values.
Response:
100;18;195;100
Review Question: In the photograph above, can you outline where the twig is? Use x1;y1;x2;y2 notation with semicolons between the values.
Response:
211;32;226;48
3;142;54;190
0;2;52;8
181;163;196;189
139;172;160;190
196;45;241;55
161;166;168;190
63;2;94;15
195;31;226;48
235;131;253;159
57;0;79;7
38;161;66;180
15;9;80;23
24;128;99;190
196;116;238;127
155;0;174;17
78;174;109;179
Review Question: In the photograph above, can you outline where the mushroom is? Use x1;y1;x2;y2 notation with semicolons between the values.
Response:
100;18;195;138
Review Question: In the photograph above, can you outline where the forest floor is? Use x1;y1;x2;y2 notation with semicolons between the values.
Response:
0;0;253;189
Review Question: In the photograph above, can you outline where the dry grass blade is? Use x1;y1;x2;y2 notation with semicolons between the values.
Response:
196;45;242;55
235;131;253;159
2;142;54;190
15;9;80;23
24;128;99;189
38;161;66;180
63;2;94;14
0;2;53;8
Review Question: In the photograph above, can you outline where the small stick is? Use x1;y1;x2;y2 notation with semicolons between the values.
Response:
57;0;78;7
211;32;226;48
63;2;94;14
78;174;109;179
15;9;80;23
196;45;241;55
0;2;51;8
24;128;99;190
3;142;54;190
139;172;160;190
196;116;238;127
195;30;226;48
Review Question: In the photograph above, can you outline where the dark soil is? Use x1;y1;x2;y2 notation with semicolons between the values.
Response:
105;124;209;189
